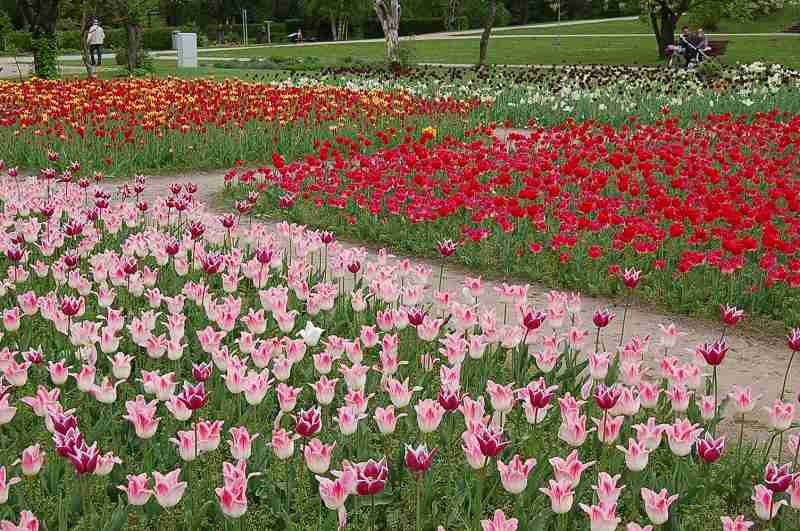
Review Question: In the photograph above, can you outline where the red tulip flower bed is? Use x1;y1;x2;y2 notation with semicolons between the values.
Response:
229;111;800;324
0;78;481;174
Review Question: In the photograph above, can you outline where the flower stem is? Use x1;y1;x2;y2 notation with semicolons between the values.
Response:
780;351;796;401
415;476;423;531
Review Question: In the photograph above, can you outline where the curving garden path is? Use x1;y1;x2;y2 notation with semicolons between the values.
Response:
110;157;797;435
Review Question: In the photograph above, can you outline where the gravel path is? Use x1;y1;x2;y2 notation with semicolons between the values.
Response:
109;155;798;434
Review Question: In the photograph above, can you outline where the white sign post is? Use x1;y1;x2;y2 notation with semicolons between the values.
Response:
176;32;198;68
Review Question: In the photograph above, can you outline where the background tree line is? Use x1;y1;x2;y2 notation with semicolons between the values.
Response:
1;0;795;77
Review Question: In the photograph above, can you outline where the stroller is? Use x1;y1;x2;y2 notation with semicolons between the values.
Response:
666;35;711;69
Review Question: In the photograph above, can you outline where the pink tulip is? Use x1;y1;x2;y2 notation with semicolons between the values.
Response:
594;473;625;504
152;468;187;508
123;396;160;439
0;510;39;531
558;411;593;447
764;399;794;431
276;383;302;413
108;354;133;380
789;476;800;509
579;501;621;531
640;487;678;525
550;450;595;488
0;395;15;425
165;396;192;422
270;429;298;460
20;386;60;417
539;478;574;514
228;426;260;461
592;414;624;445
480;509;518;531
0;466;21;503
317;468;355;509
374;405;404;434
94;452;122;476
461;431;487;470
170;431;198;462
47;360;71;386
486;380;515;413
729;386;760;414
309;376;338;405
617;438;650;472
720;515;754;531
414;399;446;433
196;419;224;452
335;405;365;436
497;455;536;494
625;525;653;531
118;474;152;506
383;377;418;409
752;484;787;520
305;438;336;474
15;444;45;476
664;418;702;456
216;482;248;519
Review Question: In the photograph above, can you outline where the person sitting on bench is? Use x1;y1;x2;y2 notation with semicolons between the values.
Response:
695;28;711;62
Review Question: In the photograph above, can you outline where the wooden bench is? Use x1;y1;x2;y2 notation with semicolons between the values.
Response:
705;40;728;58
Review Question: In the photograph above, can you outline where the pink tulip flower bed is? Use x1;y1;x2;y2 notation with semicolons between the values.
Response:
0;171;798;531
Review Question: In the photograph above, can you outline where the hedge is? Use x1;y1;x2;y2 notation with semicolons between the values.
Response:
204;23;289;44
6;27;178;52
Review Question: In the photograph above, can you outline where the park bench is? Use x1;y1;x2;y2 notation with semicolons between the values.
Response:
705;40;728;58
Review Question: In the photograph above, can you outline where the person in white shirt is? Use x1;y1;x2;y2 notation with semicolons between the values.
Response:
87;19;106;66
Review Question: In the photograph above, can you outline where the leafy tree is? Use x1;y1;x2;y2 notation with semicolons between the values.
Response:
305;0;369;40
103;0;156;72
17;0;61;78
636;0;799;58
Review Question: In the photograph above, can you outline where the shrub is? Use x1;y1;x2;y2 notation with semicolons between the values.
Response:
6;31;32;52
0;10;12;51
115;46;154;73
142;28;177;51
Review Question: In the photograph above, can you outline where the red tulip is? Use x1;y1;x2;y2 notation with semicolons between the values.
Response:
404;444;437;475
294;407;322;438
593;384;620;411
354;458;389;495
696;433;725;464
592;309;615;328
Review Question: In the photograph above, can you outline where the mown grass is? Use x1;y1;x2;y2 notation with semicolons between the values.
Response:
493;5;800;35
191;35;800;68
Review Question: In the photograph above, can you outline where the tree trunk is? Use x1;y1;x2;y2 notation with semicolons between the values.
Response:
651;10;678;58
478;0;497;67
126;21;142;72
330;10;337;41
80;1;93;77
374;0;401;66
520;0;530;25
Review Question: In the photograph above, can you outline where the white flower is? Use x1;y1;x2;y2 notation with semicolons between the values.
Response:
297;320;324;347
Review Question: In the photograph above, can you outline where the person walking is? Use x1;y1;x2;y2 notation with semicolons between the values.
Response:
87;18;106;67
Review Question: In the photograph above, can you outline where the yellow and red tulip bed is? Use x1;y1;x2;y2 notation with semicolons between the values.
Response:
0;77;481;175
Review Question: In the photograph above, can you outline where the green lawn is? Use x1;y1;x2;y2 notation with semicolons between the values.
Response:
493;5;800;34
189;35;800;68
